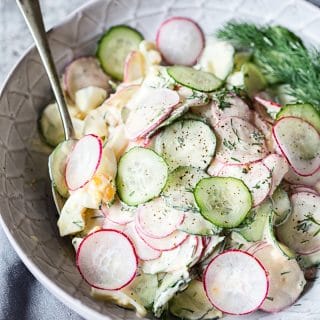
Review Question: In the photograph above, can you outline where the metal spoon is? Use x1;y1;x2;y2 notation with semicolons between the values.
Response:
17;0;76;213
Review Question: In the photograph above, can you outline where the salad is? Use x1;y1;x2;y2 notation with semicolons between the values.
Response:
41;16;320;319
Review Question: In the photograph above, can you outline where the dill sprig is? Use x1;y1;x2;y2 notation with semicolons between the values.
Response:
211;86;247;110
217;22;320;111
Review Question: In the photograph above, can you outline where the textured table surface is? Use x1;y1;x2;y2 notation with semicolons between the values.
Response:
0;0;320;320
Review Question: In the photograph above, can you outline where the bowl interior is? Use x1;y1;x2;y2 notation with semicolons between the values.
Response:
1;0;320;319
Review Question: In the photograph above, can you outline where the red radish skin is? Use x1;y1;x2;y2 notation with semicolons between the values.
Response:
290;185;318;196
123;51;145;83
125;88;180;140
137;198;185;239
101;203;136;226
218;160;272;206
203;249;269;315
64;56;110;101
135;224;188;251
156;17;205;66
272;116;320;177
124;223;161;261
76;229;138;290
65;134;102;191
254;95;281;113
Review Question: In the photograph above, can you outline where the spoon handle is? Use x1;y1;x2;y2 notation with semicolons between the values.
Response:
16;0;75;141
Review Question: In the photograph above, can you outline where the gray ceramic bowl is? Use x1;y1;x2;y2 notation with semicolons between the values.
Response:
1;0;320;319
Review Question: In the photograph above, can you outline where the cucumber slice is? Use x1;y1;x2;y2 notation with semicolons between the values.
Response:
276;104;320;132
167;66;222;92
241;62;267;97
194;177;252;228
154;120;216;171
169;279;222;320
49;140;76;198
116;147;168;205
263;213;296;259
153;269;191;317
271;186;291;226
162;166;208;212
238;200;272;242
178;212;221;236
97;25;143;80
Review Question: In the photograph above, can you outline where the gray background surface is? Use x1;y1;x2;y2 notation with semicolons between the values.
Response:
0;0;319;319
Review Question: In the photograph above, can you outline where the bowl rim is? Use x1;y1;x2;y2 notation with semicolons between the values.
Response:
0;0;319;319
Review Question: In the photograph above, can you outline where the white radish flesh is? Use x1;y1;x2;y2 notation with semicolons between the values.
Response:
136;224;188;251
285;166;320;191
141;236;198;273
102;199;136;225
156;17;204;66
65;134;102;191
218;161;271;206
277;192;320;255
210;96;252;126
207;158;225;176
64;57;110;101
124;223;161;261
124;51;145;83
273;117;320;176
125;87;180;139
204;250;269;315
137;197;184;239
76;229;138;290
214;117;268;165
263;153;289;195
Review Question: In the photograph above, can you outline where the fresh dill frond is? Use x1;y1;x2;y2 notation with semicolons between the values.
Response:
217;22;320;111
211;86;247;110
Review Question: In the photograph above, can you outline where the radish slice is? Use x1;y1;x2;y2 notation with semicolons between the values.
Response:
254;95;281;120
76;229;138;290
156;17;204;66
290;185;318;195
103;218;127;231
124;51;145;83
137;198;185;239
204;250;269;315
124;223;161;261
141;236;198;274
214;117;268;165
207;158;225;176
252;243;306;313
263;154;289;195
285;166;320;189
218;161;271;206
189;236;205;267
64;57;110;101
210;97;252;126
136;224;188;251
65;134;102;191
101;199;136;225
273;117;320;176
125;87;180;139
277;192;320;255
